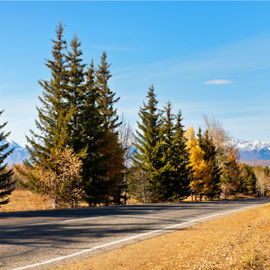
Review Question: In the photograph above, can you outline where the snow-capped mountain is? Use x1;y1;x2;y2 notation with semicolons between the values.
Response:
231;138;270;160
3;139;29;166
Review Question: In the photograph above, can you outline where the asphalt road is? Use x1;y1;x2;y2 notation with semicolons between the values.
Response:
1;198;269;270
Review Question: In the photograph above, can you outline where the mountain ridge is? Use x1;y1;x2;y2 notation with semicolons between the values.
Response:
231;138;270;160
3;138;270;167
2;140;29;166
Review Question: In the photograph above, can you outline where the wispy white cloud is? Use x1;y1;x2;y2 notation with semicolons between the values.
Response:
203;79;233;85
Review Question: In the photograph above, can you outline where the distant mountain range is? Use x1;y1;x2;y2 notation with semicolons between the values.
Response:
3;139;29;167
3;138;270;167
231;139;270;160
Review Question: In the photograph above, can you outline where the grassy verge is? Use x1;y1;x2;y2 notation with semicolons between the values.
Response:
0;189;89;212
54;203;270;270
0;190;53;212
0;189;257;212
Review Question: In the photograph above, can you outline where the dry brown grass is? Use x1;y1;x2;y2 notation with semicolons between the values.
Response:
54;203;270;270
126;194;255;205
0;189;89;212
0;189;53;212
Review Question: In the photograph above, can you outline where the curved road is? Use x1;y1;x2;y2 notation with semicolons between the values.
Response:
1;198;269;270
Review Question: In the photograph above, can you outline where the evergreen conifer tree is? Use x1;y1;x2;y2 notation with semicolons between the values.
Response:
93;52;124;204
240;164;257;195
132;85;161;201
152;102;175;201
65;35;86;156
20;23;74;194
95;52;120;130
64;38;119;205
221;147;242;198
78;62;108;205
0;111;15;205
26;22;70;160
61;35;105;205
171;112;191;199
152;104;191;201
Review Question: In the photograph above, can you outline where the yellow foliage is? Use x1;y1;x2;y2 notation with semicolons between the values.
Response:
32;147;83;207
228;148;238;162
185;127;213;194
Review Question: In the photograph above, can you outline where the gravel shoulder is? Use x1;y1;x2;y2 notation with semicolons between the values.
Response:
54;203;270;270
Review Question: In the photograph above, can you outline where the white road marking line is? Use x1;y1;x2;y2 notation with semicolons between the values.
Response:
12;203;265;270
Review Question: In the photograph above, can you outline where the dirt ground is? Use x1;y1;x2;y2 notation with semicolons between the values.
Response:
54;203;270;270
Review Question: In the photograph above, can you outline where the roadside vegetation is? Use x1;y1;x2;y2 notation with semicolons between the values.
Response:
0;110;15;205
0;190;52;212
0;23;270;210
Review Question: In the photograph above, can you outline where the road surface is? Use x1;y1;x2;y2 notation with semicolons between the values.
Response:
1;198;269;270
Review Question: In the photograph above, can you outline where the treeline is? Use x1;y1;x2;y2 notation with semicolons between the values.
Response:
0;23;269;206
128;87;270;202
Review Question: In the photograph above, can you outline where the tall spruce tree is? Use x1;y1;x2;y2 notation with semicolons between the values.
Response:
94;52;125;204
132;85;161;201
221;147;242;198
95;51;120;130
171;111;191;199
21;23;73;194
61;35;116;205
26;22;70;160
65;35;86;156
198;129;221;199
155;106;191;201
81;62;112;205
239;164;257;195
152;102;175;201
0;111;15;205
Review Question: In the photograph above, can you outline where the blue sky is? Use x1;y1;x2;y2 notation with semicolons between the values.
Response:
1;2;270;145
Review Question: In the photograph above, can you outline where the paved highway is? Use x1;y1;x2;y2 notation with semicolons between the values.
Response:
1;198;269;270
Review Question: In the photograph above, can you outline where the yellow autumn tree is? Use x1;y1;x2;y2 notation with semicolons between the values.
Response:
31;147;83;208
185;127;212;199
